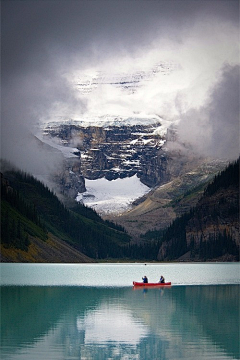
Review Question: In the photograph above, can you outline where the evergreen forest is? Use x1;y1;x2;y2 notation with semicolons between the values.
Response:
141;158;239;261
1;169;130;259
1;158;239;262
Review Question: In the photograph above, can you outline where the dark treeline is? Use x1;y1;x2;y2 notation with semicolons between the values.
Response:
1;170;130;259
133;210;195;260
1;158;239;261
204;159;239;196
103;219;126;233
139;159;239;261
1;205;31;251
1;174;47;250
71;204;126;233
190;231;239;261
123;240;163;260
12;170;127;234
159;210;194;259
1;176;45;230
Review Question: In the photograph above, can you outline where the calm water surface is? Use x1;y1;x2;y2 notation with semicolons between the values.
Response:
1;263;239;360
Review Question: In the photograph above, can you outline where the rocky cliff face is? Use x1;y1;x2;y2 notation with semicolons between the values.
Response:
43;120;170;188
42;119;228;226
53;157;86;198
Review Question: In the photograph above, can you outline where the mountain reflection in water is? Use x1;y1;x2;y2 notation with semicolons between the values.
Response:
1;286;239;360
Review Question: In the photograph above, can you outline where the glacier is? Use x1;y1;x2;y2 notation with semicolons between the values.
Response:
76;174;150;215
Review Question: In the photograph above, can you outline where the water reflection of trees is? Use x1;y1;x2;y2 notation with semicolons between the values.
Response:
1;285;239;359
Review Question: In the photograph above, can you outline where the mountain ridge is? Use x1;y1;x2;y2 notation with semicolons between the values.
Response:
41;118;228;208
157;159;239;261
105;156;229;239
0;167;130;262
1;160;238;262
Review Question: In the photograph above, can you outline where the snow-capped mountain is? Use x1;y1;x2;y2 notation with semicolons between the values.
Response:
41;115;170;208
42;115;172;180
41;114;228;219
39;60;228;217
74;61;179;95
43;114;167;128
39;60;180;214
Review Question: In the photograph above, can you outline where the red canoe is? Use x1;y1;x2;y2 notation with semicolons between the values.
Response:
133;281;171;287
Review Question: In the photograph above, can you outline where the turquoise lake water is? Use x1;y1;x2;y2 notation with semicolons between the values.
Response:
1;263;239;360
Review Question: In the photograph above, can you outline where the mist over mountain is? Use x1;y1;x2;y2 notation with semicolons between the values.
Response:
1;1;239;227
1;1;239;167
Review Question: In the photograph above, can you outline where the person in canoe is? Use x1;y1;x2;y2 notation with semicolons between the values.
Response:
142;275;148;283
159;275;165;283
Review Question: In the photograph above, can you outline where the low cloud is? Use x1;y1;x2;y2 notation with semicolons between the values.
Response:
177;64;239;160
1;68;86;176
1;0;239;179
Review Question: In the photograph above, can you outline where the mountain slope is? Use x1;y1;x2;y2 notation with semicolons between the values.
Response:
1;168;131;262
41;118;229;220
0;233;93;263
107;158;228;239
157;159;239;261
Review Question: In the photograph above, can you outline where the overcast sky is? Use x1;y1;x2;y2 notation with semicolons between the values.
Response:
1;0;239;174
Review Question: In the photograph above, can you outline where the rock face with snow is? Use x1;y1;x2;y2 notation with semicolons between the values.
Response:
40;61;183;201
37;59;234;234
43;118;170;188
42;116;228;221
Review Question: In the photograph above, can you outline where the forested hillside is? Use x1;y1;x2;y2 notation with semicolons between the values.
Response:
1;168;130;262
1;159;238;263
156;159;239;261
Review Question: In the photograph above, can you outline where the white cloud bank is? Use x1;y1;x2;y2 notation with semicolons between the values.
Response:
1;0;239;177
